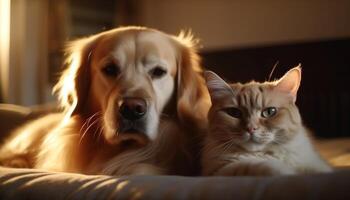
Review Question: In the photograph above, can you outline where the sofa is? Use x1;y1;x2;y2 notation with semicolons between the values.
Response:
0;103;349;199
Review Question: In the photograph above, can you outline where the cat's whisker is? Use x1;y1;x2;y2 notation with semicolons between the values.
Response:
221;139;237;154
273;139;285;145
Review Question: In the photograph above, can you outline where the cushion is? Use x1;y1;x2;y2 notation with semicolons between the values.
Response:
0;167;349;200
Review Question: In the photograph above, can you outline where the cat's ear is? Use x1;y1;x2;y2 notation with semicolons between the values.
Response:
274;65;302;102
204;71;232;101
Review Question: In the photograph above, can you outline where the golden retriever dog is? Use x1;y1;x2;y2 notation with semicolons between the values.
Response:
0;26;210;175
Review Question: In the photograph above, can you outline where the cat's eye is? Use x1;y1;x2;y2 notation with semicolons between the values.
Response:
149;66;167;79
223;107;242;118
102;63;120;77
261;107;277;118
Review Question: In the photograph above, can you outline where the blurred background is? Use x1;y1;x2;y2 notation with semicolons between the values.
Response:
0;0;349;138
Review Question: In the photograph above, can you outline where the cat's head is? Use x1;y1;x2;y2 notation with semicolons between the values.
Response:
204;66;302;152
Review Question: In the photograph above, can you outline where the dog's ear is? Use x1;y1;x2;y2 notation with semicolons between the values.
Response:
53;36;98;116
175;33;210;129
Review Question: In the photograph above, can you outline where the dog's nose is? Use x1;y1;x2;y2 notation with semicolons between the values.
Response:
119;98;147;120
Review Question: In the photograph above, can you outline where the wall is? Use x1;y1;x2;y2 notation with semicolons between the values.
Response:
137;0;350;50
0;0;50;106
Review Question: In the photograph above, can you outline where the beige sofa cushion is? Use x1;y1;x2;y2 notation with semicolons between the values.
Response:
0;167;349;200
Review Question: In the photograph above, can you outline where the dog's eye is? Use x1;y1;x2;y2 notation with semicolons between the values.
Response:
149;67;167;79
222;107;242;118
102;63;120;77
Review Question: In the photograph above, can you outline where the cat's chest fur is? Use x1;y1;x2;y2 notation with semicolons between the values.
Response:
227;130;326;172
268;131;314;166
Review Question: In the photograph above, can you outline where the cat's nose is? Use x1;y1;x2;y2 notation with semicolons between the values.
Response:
247;126;258;134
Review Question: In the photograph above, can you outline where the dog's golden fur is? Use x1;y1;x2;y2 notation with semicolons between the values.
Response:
0;27;210;175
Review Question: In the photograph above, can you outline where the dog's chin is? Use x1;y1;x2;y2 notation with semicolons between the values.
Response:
104;126;150;147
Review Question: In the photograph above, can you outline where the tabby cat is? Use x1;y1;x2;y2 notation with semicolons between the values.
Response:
202;66;332;176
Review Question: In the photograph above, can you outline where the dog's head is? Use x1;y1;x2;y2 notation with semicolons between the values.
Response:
54;27;209;145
